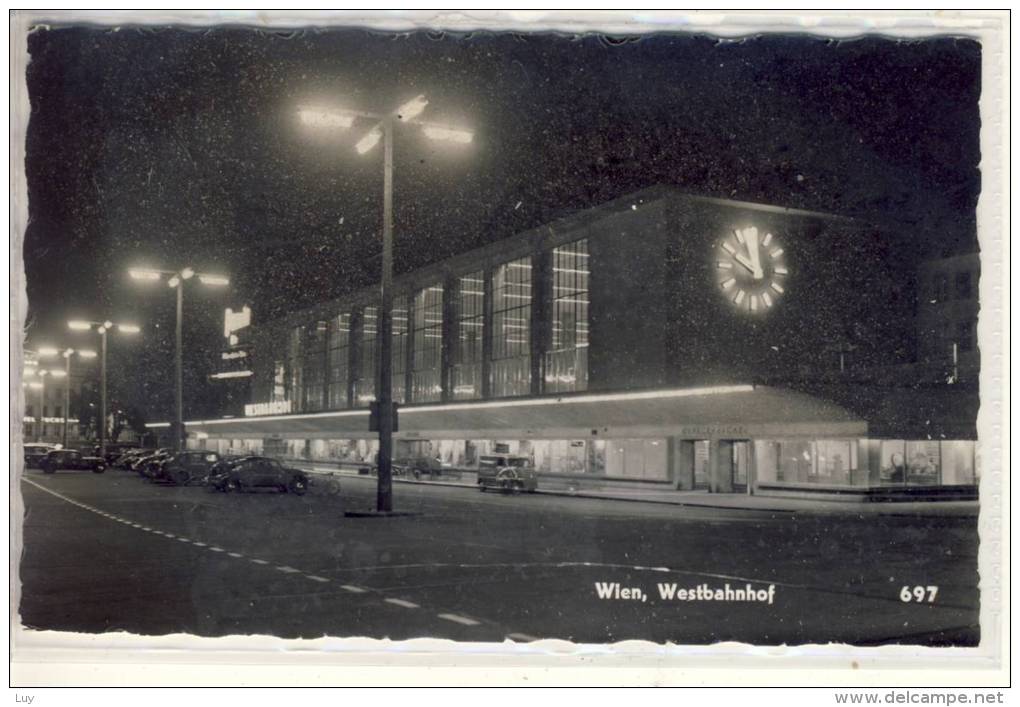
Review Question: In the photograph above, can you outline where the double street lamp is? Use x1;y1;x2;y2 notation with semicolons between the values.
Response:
129;267;230;450
296;95;472;512
67;320;140;456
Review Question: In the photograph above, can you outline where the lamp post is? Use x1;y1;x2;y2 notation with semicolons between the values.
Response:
296;96;472;512
68;320;140;456
129;267;230;450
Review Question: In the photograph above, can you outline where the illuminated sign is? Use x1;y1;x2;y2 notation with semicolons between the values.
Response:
221;350;248;361
224;306;251;346
244;400;292;417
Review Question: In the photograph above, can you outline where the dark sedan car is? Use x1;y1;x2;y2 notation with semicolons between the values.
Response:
24;443;58;469
39;449;107;474
208;456;309;495
155;451;222;486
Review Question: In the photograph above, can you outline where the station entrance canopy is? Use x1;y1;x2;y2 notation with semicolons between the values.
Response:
168;385;866;441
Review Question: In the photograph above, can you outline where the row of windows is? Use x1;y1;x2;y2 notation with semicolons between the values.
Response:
270;239;591;411
929;270;975;303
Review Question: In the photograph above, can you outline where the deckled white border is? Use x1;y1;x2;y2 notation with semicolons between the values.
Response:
8;9;1008;686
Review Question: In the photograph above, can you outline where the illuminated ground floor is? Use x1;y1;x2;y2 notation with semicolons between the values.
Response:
156;384;979;500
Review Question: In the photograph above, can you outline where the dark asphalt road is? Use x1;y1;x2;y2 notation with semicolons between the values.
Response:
16;469;979;645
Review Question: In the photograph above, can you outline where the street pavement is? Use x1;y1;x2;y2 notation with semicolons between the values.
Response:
16;468;980;646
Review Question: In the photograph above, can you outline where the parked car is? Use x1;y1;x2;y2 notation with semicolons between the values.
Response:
476;454;538;493
24;443;59;469
394;455;457;480
154;451;222;486
208;456;310;495
38;449;107;474
135;450;172;479
114;449;154;470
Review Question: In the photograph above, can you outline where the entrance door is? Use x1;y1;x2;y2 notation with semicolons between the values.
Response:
712;439;752;494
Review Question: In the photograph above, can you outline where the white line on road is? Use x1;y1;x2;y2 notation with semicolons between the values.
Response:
192;542;207;547
438;613;480;626
506;632;539;642
384;598;420;609
209;547;225;552
178;538;191;543
251;559;269;565
276;566;301;574
228;552;243;558
341;585;367;593
306;575;330;583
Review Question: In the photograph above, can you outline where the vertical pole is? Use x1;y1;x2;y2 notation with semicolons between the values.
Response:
100;332;107;457
175;281;184;451
36;378;45;443
377;118;394;512
62;353;71;449
952;341;959;381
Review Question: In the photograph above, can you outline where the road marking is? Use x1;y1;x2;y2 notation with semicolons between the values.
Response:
438;613;480;626
507;632;539;642
192;541;207;547
228;552;243;558
277;566;301;574
306;575;330;583
140;527;151;531
384;598;419;609
209;547;225;552
178;538;191;543
165;533;176;538
341;585;367;594
251;559;269;565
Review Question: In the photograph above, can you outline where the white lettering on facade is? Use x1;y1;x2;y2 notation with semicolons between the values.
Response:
244;401;292;417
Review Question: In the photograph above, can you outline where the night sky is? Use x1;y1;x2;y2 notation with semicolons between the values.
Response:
20;24;982;421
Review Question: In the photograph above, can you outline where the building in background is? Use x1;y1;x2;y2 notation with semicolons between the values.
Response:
151;186;979;500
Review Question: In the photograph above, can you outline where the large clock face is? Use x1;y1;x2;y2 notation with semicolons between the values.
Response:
716;226;788;313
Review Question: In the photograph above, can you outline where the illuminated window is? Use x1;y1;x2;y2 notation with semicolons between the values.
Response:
411;284;443;402
353;306;377;405
452;272;484;400
327;313;351;409
545;239;589;393
271;360;286;402
490;256;532;397
392;297;409;404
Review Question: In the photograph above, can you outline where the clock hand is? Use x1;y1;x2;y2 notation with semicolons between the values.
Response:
745;227;764;280
733;253;757;274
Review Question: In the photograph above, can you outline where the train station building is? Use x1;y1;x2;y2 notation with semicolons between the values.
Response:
154;185;980;499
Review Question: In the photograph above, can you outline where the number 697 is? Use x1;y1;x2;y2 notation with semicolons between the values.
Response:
900;585;938;603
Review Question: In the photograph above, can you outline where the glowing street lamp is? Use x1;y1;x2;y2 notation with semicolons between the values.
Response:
297;94;473;513
67;320;140;455
128;266;231;450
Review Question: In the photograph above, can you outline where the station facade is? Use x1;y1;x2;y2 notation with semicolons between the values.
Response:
169;186;979;499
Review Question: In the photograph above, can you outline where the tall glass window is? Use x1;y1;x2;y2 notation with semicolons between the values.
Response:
301;320;328;412
453;272;484;399
354;306;377;405
271;360;286;402
287;327;302;411
327;313;351;409
545;239;589;393
392;297;409;404
411;284;444;402
490;256;532;397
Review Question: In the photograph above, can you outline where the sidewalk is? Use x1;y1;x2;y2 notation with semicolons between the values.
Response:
297;463;979;517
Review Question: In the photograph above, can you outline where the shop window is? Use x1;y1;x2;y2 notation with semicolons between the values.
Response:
490;257;532;397
353;306;378;405
905;440;941;485
816;440;856;484
392;298;409;404
411;285;443;402
545;239;590;393
955;271;973;300
604;438;668;480
327;313;351;409
452;272;484;400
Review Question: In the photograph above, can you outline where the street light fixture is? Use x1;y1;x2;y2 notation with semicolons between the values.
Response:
128;266;230;450
67;319;140;456
297;94;473;513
